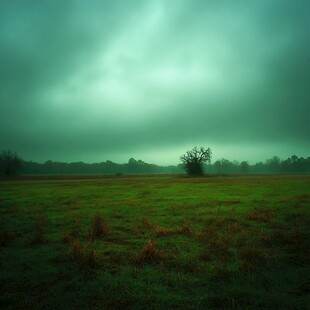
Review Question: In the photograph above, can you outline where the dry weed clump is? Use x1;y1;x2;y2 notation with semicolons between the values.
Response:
220;198;241;206
258;230;275;245
70;239;102;269
60;233;75;243
141;216;155;229
200;234;232;262
227;220;245;235
88;213;109;240
71;238;84;259
155;221;192;237
245;208;272;222
294;193;310;202
210;262;233;281
239;244;265;271
134;239;167;265
179;221;192;235
277;196;291;203
70;219;82;238
197;218;222;239
113;210;123;219
132;216;155;236
155;226;176;236
61;219;82;243
209;236;231;259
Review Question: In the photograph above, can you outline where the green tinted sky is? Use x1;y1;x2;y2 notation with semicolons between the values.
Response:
0;0;309;165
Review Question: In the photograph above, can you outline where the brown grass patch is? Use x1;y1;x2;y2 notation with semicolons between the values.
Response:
155;221;192;236
245;208;272;222
258;230;275;245
277;196;291;203
132;216;155;236
210;262;233;281
179;221;192;235
221;198;241;205
70;239;83;259
60;233;75;243
280;227;310;262
197;218;224;239
70;219;82;238
155;226;177;236
239;244;265;271
141;216;155;229
107;251;124;273
61;219;82;242
200;234;232;262
295;193;310;202
227;220;245;235
113;210;123;219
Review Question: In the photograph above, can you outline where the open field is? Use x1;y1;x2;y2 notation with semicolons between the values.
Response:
0;175;309;309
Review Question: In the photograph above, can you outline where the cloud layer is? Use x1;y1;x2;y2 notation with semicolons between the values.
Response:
1;0;309;164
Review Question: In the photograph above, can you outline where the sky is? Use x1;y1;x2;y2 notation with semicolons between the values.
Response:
0;0;309;165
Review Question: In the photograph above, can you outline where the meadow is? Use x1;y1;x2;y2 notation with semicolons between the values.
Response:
0;175;309;309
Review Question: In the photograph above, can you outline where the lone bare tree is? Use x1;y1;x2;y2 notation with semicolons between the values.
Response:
180;147;212;176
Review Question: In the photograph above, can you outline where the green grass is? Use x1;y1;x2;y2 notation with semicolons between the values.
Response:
0;175;309;309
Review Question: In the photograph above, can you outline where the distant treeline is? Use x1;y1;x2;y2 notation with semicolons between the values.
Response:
208;155;310;174
20;158;182;175
19;155;310;175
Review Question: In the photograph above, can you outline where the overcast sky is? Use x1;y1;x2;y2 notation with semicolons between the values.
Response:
0;0;309;165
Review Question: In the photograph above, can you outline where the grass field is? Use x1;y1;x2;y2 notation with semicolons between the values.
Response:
0;175;309;309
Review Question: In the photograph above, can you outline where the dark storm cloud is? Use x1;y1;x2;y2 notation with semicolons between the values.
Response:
0;0;309;164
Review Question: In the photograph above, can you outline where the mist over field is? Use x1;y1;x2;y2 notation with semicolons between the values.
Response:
0;0;309;164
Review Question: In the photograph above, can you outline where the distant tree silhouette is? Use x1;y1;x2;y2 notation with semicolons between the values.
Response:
180;147;212;176
265;156;281;173
240;161;249;173
0;150;22;176
213;158;235;174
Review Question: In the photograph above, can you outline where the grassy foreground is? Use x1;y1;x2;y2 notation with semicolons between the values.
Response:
0;175;309;309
